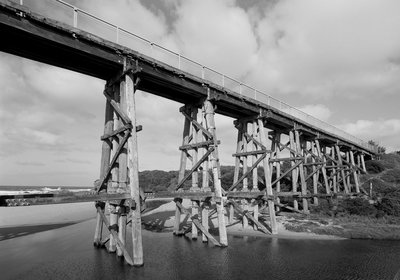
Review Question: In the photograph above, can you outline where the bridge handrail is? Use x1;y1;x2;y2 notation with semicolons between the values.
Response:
13;0;377;153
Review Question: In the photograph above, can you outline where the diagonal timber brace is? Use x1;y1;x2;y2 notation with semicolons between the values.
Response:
175;200;221;246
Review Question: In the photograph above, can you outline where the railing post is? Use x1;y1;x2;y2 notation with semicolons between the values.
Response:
116;26;119;44
222;74;225;87
178;54;181;70
73;8;78;28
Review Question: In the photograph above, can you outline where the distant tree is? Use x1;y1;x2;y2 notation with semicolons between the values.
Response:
368;140;386;154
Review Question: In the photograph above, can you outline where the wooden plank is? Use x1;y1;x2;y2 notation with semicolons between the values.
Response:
175;201;221;246
179;140;219;150
232;150;267;157
269;156;303;162
101;124;141;140
97;207;134;266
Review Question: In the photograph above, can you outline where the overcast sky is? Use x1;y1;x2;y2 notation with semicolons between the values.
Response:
1;0;400;186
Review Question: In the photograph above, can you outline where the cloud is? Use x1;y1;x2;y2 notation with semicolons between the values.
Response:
16;161;46;166
297;104;331;122
338;119;400;151
250;0;400;98
172;0;257;78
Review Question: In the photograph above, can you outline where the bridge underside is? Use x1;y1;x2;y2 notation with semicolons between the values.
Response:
0;1;373;267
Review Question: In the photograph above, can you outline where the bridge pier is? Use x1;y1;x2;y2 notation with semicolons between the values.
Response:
230;116;278;234
173;95;228;246
93;57;144;266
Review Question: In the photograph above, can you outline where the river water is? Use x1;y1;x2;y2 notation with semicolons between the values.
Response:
1;219;400;280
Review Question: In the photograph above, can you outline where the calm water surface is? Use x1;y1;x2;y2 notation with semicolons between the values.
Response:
1;219;400;280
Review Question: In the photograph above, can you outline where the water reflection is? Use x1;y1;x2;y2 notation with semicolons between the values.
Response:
1;219;400;280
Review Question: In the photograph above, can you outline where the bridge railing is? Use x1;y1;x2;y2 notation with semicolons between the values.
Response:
13;0;377;153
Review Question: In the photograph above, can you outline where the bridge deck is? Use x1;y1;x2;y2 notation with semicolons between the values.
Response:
0;1;374;155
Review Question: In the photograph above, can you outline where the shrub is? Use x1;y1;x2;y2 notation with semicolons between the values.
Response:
365;160;385;174
381;169;400;184
311;199;332;216
377;197;400;217
338;197;376;216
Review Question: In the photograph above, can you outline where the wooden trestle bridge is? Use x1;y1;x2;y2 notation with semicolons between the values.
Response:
0;0;375;267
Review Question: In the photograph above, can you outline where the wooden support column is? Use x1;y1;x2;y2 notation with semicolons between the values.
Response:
273;133;281;211
315;141;330;195
345;152;351;192
109;83;121;254
295;130;308;213
252;199;259;231
331;147;338;193
350;151;360;193
242;122;249;191
94;98;113;247
335;145;349;193
289;131;299;210
361;153;367;173
125;61;143;266
201;200;210;242
258;119;277;234
228;203;234;224
192;200;199;239
174;198;182;234
175;107;191;234
252;121;259;192
109;206;118;253
204;97;228;246
311;142;318;205
242;199;249;228
117;206;127;257
191;109;200;191
233;122;243;191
